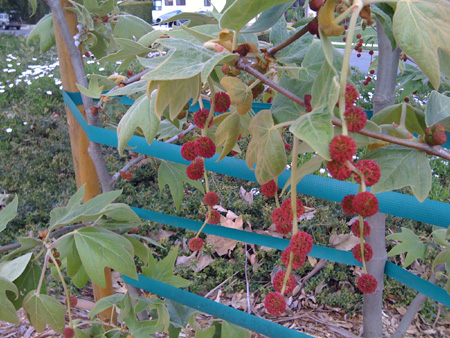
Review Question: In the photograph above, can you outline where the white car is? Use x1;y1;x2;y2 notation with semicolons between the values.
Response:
0;12;22;30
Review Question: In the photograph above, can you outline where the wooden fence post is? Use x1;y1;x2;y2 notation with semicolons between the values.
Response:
52;0;115;324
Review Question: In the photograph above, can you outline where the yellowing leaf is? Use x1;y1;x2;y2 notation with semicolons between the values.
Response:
318;0;345;37
215;112;241;161
220;77;253;115
218;30;234;52
246;110;287;184
393;0;450;89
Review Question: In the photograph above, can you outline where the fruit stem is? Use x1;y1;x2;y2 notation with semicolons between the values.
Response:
359;215;368;273
204;77;216;137
338;1;363;136
36;254;49;294
196;218;209;237
346;161;366;192
49;250;74;326
400;103;407;129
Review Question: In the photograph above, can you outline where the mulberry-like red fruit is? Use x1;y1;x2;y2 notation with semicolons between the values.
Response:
261;180;278;197
276;222;293;235
344;105;367;133
273;271;297;295
181;141;197;161
63;327;75;338
352;243;373;262
357;274;377;294
204;191;219;206
353;192;379;217
69;295;77;308
189;237;204;252
424;124;447;146
290;231;313;257
264;292;286;316
281;247;306;269
195;136;216;159
271;208;291;228
186;158;204;180
341;194;356;214
354;160;381;187
214;92;231;113
281;198;304;221
329;135;357;163
193;108;213;129
205;210;221;224
327;160;352;181
350;219;371;238
345;84;359;106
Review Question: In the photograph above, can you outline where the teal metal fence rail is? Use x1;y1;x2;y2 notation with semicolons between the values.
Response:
64;91;450;337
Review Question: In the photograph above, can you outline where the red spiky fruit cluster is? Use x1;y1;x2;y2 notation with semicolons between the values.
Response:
424;123;447;146
352;243;373;262
352;192;379;217
194;108;213;129
326;160;352;181
261;180;278;197
273;271;297;295
189;237;204;252
214;92;231;113
63;327;75;338
281;198;304;220
329;135;357;163
350;219;371;238
354;160;381;187
357;274;377;294
264;292;286;316
186;158;204;180
195;137;216;159
205;210;221;224
181;141;197;161
69;295;77;308
271;208;292;235
341;194;356;214
344;105;367;133
281;246;306;269
204;191;219;206
290;231;313;257
344;84;359;106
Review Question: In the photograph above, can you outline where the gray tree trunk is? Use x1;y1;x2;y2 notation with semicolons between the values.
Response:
362;18;401;337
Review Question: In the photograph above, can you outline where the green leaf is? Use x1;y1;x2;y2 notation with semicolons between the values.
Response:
142;38;233;82
99;38;152;63
0;277;19;324
196;326;216;338
89;293;125;318
76;77;104;99
432;228;449;247
169;324;182;338
23;291;65;333
387;227;426;268
0;237;41;263
74;227;137;287
220;0;292;32
71;265;90;289
105;80;147;97
372;4;396;50
311;61;340;113
282;155;324;193
29;0;37;16
371;103;426;135
138;297;170;331
113;15;154;40
215;112;241;161
289;108;333;161
165;300;198;329
54;234;82;277
124;234;151;264
26;14;55;53
142;247;191;288
83;0;115;17
0;252;32;282
393;0;450;89
433;247;450;270
8;261;45;310
163;12;218;27
0;195;18;233
364;144;432;202
221;321;251;338
158;161;205;210
117;93;160;156
425;91;450;129
242;1;295;33
49;186;123;231
246;110;287;184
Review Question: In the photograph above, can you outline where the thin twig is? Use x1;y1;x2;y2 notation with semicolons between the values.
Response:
299;259;327;290
244;243;252;314
267;23;310;56
204;271;239;298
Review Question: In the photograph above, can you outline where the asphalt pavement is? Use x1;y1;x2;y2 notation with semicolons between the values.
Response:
0;24;34;36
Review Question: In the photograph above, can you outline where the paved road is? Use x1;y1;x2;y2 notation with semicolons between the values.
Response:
0;25;33;37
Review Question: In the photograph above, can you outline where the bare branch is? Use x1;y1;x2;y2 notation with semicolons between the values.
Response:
267;23;310;56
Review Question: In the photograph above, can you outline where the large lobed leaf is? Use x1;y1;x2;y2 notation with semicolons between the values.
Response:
23;291;65;333
393;0;450;89
246;110;287;184
0;195;18;233
387;227;426;268
117;93;160;156
215;112;242;160
26;14;55;53
425;90;450;129
364;145;432;202
0;278;19;324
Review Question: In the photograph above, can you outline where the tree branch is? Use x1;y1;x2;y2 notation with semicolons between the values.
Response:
235;57;450;161
267;23;310;56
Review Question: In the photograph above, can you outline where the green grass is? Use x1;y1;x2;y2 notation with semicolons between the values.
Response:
0;33;449;323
